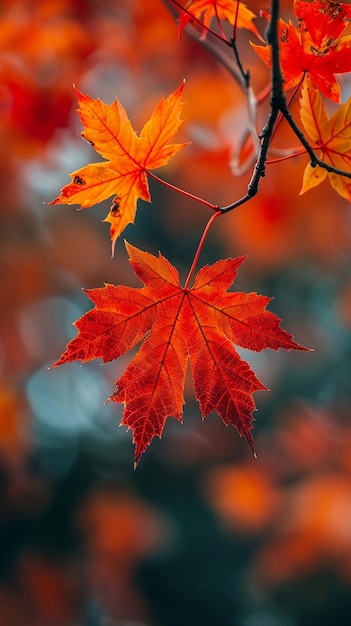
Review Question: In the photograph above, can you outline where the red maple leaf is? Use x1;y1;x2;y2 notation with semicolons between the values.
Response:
52;242;308;465
251;0;351;103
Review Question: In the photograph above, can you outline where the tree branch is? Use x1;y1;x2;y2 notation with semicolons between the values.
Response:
222;0;283;212
162;0;260;183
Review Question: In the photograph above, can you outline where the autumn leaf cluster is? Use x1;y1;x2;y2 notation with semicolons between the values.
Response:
50;0;351;464
252;0;351;200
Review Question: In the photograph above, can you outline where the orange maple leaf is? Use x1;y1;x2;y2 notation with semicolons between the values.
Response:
251;0;351;103
299;76;351;200
52;242;308;465
178;0;260;40
50;83;188;254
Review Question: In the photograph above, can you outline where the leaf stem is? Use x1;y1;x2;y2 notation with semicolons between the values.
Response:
266;148;307;164
147;170;219;210
214;2;228;41
184;210;223;289
163;0;245;87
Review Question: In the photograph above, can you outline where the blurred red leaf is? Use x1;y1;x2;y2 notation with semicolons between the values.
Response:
254;474;351;586
0;384;27;466
178;0;261;40
19;555;80;623
205;463;282;533
79;491;165;559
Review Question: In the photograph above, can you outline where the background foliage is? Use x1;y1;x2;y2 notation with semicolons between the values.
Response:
1;1;351;624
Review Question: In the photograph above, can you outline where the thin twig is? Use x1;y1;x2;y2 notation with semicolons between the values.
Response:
161;0;245;87
221;0;283;212
222;106;279;212
164;0;232;46
280;100;351;179
161;0;260;178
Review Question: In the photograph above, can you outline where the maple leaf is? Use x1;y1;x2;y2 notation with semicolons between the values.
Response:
50;83;188;254
296;0;351;51
52;242;308;466
299;76;351;200
251;0;351;103
178;0;260;40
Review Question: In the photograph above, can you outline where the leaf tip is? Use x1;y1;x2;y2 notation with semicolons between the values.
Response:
124;239;135;258
175;80;186;97
48;197;59;206
49;358;60;370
